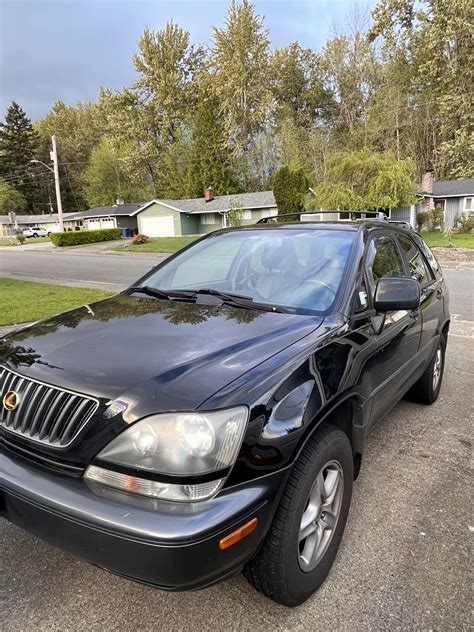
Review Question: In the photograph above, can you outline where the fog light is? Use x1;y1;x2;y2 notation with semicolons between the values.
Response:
84;464;224;502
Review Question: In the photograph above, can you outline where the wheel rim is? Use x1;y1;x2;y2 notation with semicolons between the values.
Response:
298;460;344;572
432;348;442;391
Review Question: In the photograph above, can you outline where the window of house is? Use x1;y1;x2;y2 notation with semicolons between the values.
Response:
242;210;252;220
201;213;217;225
260;209;276;218
465;198;473;211
396;234;433;288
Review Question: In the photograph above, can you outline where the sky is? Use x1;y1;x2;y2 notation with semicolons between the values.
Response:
0;0;378;121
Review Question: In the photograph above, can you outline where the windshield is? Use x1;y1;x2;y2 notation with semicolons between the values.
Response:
141;228;355;315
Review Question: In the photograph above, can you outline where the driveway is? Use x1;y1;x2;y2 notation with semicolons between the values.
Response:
1;333;471;631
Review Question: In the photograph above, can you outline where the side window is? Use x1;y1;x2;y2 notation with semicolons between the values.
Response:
396;234;434;288
369;235;406;286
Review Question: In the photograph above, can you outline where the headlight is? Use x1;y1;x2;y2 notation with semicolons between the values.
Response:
84;407;248;502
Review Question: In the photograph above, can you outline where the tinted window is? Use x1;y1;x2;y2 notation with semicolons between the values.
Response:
397;234;433;287
369;235;405;285
144;229;355;315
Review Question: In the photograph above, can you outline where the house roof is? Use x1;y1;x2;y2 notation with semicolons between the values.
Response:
133;191;277;216
69;204;143;219
0;212;78;225
431;179;474;197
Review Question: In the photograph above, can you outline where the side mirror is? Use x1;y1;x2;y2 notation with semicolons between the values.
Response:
374;277;420;312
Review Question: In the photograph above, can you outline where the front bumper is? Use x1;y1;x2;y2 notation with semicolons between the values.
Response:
0;448;286;590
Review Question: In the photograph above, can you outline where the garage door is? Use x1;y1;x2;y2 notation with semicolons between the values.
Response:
140;216;175;237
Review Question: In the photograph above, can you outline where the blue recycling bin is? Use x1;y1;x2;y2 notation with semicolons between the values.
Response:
122;228;130;238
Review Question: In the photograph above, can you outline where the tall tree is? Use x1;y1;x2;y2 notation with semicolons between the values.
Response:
211;0;271;157
321;13;381;145
370;0;474;178
0;102;42;212
133;22;205;149
36;100;102;211
83;137;153;207
187;93;238;197
271;43;334;127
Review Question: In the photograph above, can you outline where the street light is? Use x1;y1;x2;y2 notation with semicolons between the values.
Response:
30;136;63;231
31;158;53;173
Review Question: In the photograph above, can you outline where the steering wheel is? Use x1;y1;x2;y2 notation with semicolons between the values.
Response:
296;279;337;299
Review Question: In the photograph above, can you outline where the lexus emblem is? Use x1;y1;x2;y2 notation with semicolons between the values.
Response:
2;390;20;411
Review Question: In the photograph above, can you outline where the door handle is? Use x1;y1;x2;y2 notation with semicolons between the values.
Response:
437;288;443;299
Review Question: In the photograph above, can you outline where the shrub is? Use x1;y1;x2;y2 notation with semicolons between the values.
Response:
50;228;123;247
132;233;150;245
417;211;429;230
456;213;474;233
431;206;444;230
16;233;25;244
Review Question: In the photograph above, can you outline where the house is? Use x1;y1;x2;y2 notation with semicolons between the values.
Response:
390;174;474;228
133;189;277;237
69;200;143;232
0;212;81;237
422;173;474;227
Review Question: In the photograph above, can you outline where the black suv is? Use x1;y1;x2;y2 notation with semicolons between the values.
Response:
0;220;449;606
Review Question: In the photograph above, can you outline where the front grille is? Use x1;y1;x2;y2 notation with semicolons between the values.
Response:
0;366;98;448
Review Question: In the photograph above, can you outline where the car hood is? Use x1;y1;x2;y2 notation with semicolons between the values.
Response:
1;295;323;416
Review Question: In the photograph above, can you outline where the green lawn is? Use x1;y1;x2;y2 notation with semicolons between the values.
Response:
0;236;51;246
422;231;474;249
0;279;115;326
115;235;199;253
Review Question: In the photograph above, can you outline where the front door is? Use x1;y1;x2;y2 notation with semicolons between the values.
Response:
365;233;422;427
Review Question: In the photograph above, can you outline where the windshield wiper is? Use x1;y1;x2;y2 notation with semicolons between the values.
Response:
127;286;192;300
192;288;288;313
127;285;288;313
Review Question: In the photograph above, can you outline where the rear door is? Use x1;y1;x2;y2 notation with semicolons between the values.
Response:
395;232;441;359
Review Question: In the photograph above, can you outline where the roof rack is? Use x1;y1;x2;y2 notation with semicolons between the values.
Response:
256;210;388;224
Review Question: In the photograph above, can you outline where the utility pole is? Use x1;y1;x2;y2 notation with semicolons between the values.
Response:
50;135;64;232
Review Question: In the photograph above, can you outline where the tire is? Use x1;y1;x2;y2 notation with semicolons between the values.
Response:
408;334;446;405
32;233;38;238
244;424;353;607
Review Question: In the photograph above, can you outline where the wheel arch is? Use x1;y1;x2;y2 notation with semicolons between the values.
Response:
295;394;365;480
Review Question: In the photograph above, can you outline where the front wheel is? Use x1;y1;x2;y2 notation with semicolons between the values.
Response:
244;424;353;606
32;233;38;238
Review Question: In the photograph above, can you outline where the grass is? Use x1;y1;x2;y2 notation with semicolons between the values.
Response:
422;231;474;249
115;235;199;253
0;236;51;246
0;278;115;326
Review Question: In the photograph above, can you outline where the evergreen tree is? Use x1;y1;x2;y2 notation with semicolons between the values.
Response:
187;94;238;197
273;166;309;215
0;101;42;213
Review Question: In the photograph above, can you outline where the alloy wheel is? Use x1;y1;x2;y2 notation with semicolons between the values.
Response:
298;460;344;572
432;347;442;391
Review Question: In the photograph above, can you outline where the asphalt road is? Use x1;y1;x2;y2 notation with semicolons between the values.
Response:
0;248;472;319
0;248;162;292
1;333;471;631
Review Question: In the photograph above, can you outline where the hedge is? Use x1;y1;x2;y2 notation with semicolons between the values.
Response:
50;228;123;247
